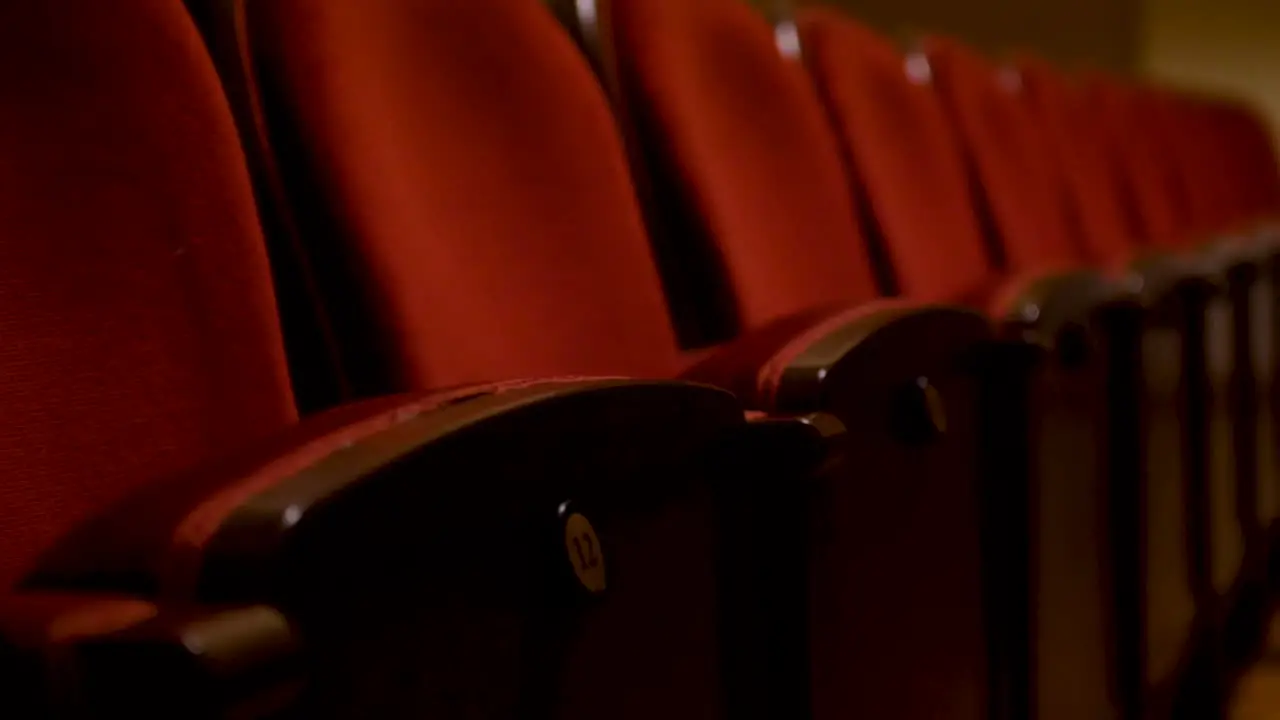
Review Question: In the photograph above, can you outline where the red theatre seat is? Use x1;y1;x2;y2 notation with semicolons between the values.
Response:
924;39;1100;277
1214;102;1280;224
203;0;1013;717
1159;93;1251;236
565;0;1036;718
1200;100;1280;561
0;1;844;717
919;38;1149;720
1103;75;1277;706
798;11;1224;720
798;14;1140;720
1015;58;1146;269
1159;89;1280;669
1024;62;1253;716
933;42;1247;719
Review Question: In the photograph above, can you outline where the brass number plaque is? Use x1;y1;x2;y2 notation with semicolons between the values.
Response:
564;512;606;594
922;381;948;435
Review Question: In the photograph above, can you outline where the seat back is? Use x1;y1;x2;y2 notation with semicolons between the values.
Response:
1208;100;1280;222
0;0;297;591
586;0;880;336
587;4;993;720
926;39;1084;276
183;0;352;412
1089;77;1227;716
226;0;685;399
1148;89;1244;237
1017;59;1143;268
798;9;999;306
214;1;771;718
922;43;1128;720
1089;78;1193;249
1200;97;1280;574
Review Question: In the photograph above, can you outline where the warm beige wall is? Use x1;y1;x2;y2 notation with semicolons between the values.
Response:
1142;0;1280;139
748;0;1280;139
780;0;1141;70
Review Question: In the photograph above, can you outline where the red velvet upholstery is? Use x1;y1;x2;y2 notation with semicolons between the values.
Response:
0;0;297;592
1188;97;1280;228
1088;77;1193;250
603;0;880;329
1016;58;1144;270
1217;102;1280;220
925;39;1084;275
217;0;918;422
1155;94;1246;235
239;0;685;395
0;594;159;647
797;9;1002;305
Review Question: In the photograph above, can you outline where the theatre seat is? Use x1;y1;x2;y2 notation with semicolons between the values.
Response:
0;1;827;717
190;0;1010;718
1200;102;1280;574
1015;58;1145;268
923;40;1087;278
1026;62;1258;716
1213;103;1280;225
559;0;1035;717
795;15;1142;720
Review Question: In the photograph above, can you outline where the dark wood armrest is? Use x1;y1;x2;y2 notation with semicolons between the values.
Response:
12;380;853;718
773;305;994;441
29;380;746;604
999;269;1141;367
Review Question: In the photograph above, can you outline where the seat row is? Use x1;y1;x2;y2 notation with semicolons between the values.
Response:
0;0;1277;718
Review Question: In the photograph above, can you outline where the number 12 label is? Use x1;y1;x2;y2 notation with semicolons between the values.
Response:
564;512;607;594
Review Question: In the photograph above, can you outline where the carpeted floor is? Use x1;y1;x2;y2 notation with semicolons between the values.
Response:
1233;661;1280;719
1232;616;1280;719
